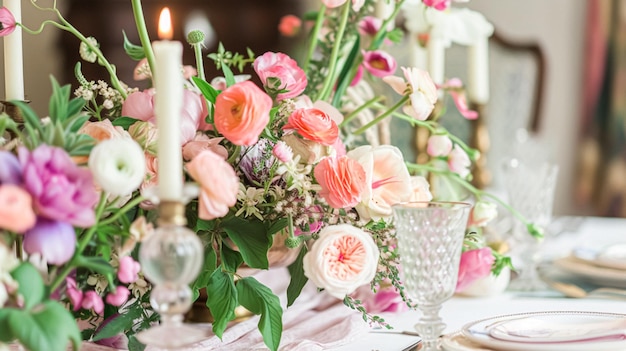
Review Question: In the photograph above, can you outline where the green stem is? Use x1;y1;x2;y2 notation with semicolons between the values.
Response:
353;95;408;135
340;95;385;127
318;2;351;101
130;0;156;79
192;44;205;81
99;195;146;226
367;0;406;51
303;7;326;75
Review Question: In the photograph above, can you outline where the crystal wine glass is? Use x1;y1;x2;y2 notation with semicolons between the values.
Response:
392;201;471;351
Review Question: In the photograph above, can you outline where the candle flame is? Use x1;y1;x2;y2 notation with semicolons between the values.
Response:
158;7;173;40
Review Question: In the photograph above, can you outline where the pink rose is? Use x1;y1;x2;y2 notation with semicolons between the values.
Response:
278;15;301;37
214;81;272;146
448;144;471;178
427;134;453;157
254;52;307;101
456;247;495;292
105;286;131;306
314;156;367;209
0;185;36;233
117;256;141;284
82;291;104;315
186;150;239;220
303;224;379;299
362;50;397;78
283;108;339;146
468;201;498;227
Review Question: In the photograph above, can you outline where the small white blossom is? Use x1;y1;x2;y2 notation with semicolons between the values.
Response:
236;185;266;220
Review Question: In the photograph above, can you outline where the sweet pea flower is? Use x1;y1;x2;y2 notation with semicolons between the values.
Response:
253;52;307;101
384;67;438;121
23;218;76;265
423;0;451;11
19;145;98;227
214;81;272;146
0;7;16;37
0;185;36;233
117;256;141;284
447;144;471;178
427;134;453;157
105;286;131;306
303;224;379;299
0;150;22;184
347;145;412;220
469;201;498;227
283;108;339;146
362;50;397;78
186;150;239;220
66;277;83;311
314;156;367;209
82;290;104;315
278;15;301;37
409;176;433;202
456;247;495;292
89;138;146;197
440;78;478;120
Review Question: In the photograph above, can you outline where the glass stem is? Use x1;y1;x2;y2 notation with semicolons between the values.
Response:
416;304;445;351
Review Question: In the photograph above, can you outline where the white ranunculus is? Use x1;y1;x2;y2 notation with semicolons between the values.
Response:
347;145;413;220
89;138;146;196
303;224;379;299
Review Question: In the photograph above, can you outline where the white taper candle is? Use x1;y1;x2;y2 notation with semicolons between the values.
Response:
3;0;24;100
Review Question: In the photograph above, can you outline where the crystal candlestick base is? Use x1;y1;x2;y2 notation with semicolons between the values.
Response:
136;197;206;349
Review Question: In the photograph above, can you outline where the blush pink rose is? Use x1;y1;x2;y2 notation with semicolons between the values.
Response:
314;156;367;209
283;108;339;146
214;81;272;146
254;52;307;101
186;150;239;220
303;224;379;299
0;185;36;233
456;247;495;292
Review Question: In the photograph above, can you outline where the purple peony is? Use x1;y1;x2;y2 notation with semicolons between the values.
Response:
0;150;22;184
24;218;76;265
18;145;98;227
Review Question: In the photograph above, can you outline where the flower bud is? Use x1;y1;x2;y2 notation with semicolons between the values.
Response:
186;30;205;45
526;223;545;240
469;201;497;227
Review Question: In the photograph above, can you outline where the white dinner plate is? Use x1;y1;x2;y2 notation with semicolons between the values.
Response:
573;244;626;271
460;311;626;351
553;256;626;289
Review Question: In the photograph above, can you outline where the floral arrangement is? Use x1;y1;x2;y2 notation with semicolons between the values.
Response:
0;0;540;351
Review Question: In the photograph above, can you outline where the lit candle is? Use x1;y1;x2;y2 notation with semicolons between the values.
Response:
427;36;445;86
468;36;490;104
153;7;183;201
3;0;24;100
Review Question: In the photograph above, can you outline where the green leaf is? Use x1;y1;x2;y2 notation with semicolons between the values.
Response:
222;64;236;87
11;262;45;310
127;334;146;351
9;300;82;351
49;77;71;123
192;76;220;104
92;305;144;341
237;277;283;351
286;246;308;307
332;36;360;107
12;100;43;135
0;308;15;342
74;256;115;276
194;218;215;232
123;31;146;61
223;217;272;269
220;244;243;273
65;114;90;134
66;98;87;120
206;270;238;338
266;217;288;236
112;116;140;129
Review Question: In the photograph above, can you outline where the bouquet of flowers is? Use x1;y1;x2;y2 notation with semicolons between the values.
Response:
0;0;540;350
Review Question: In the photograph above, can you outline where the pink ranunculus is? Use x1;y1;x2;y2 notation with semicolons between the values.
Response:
362;50;397;78
448;144;471;178
314;156;367;209
66;277;83;311
0;7;16;37
78;119;129;143
182;134;228;161
384;67;438;121
253;52;307;101
0;185;36;233
24;218;76;265
214;81;272;146
456;247;495;292
19;145;98;227
409;176;433;202
469;201;498;227
186;150;239;220
117;256;141;284
347;145;413;220
278;15;302;37
82;290;104;315
105;286;131;306
427;134;453;157
303;224;379;299
283;108;339;146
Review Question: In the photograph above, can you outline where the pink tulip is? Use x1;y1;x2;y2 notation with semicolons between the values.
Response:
82;291;104;315
362;50;397;78
117;256;140;284
456;247;495;292
0;185;36;233
253;52;307;101
105;286;131;306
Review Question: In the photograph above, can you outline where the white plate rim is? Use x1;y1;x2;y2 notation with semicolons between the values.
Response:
554;256;626;289
460;311;626;351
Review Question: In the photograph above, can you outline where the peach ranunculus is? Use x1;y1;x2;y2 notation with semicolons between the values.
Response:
214;81;272;146
283;108;339;146
314;156;367;209
347;145;412;220
456;247;495;292
182;134;228;161
409;176;433;202
0;184;36;233
253;52;307;101
303;224;379;299
186;150;239;220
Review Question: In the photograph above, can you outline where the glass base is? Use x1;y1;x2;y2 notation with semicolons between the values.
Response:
135;323;208;349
